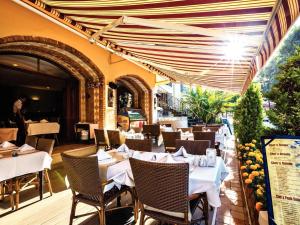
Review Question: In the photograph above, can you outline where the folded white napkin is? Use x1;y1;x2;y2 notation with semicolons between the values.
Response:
184;131;190;135
40;119;48;123
131;151;141;160
96;149;112;161
18;144;35;153
178;129;182;132
117;144;129;153
206;148;217;167
26;119;33;123
0;141;16;149
172;146;190;158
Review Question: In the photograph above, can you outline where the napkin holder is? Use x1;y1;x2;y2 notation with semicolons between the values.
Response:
206;148;216;167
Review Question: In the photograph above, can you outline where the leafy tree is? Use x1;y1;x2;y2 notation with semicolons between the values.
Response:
257;26;300;93
265;47;300;134
183;87;237;123
234;84;263;144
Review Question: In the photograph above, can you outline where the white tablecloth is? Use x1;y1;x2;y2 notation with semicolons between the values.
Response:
0;151;52;182
27;122;60;136
104;151;228;207
120;132;144;144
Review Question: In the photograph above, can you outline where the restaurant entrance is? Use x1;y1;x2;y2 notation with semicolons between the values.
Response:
0;54;79;142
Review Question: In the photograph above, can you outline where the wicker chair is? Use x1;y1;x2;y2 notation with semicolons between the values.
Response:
175;140;210;155
107;130;121;149
177;127;193;133
129;158;208;225
203;126;219;132
162;131;181;153
142;124;160;143
15;138;55;209
193;132;215;147
25;135;38;148
192;125;205;132
61;153;135;225
94;129;108;150
125;139;152;152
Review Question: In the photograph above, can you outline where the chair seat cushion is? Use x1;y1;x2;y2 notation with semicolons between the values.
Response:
144;204;191;221
76;185;130;205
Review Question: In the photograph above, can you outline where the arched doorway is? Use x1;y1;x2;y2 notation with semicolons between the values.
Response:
0;36;105;141
116;75;152;125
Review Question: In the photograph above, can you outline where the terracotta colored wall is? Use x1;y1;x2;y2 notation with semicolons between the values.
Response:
0;1;156;87
0;1;156;128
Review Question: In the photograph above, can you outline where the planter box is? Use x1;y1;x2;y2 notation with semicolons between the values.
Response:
239;161;259;225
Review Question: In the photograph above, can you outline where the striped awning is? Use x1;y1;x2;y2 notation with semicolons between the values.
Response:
18;0;300;92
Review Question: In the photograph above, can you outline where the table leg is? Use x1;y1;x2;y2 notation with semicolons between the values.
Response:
211;207;217;225
39;170;44;200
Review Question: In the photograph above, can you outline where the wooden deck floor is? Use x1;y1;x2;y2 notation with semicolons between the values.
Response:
0;141;249;225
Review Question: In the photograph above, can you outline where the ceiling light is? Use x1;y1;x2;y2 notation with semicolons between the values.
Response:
12;63;18;67
46;86;50;89
31;96;40;101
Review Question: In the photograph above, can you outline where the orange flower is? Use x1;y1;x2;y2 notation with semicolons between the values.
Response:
249;174;255;180
251;171;259;177
240;166;246;170
245;178;252;184
242;172;249;178
246;160;252;165
255;202;263;211
250;165;258;170
255;164;261;169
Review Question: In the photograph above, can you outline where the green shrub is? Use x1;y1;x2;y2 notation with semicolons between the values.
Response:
234;84;263;144
265;47;300;135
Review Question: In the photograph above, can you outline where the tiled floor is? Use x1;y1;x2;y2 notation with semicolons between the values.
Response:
0;139;249;225
217;150;249;225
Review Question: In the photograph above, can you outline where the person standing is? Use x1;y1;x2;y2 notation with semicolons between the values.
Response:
12;96;27;146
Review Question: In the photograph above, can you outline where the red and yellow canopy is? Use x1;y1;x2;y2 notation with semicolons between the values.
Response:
19;0;300;92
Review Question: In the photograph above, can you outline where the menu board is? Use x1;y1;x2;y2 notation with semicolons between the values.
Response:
261;136;300;225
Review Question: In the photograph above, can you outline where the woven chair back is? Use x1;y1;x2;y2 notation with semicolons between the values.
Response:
94;129;107;144
193;131;215;147
162;131;181;148
176;140;210;155
125;139;152;152
36;138;55;155
142;124;160;136
107;130;121;147
61;153;102;196
192;125;205;132
129;158;189;213
25;136;38;148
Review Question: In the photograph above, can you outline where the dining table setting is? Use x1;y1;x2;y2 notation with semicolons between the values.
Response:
94;144;229;225
0;141;52;201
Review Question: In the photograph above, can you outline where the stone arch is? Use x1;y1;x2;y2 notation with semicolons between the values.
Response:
0;35;105;127
116;75;152;123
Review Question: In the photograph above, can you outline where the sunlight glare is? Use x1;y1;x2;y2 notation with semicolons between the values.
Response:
223;36;247;61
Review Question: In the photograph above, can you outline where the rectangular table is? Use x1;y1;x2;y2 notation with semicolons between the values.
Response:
0;150;52;200
27;122;60;136
96;150;229;225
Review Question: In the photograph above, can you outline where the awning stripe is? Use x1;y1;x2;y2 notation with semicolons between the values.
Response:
20;0;300;92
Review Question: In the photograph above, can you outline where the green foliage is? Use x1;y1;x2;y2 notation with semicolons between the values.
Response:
257;26;300;93
234;84;263;144
265;47;300;134
183;87;238;123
